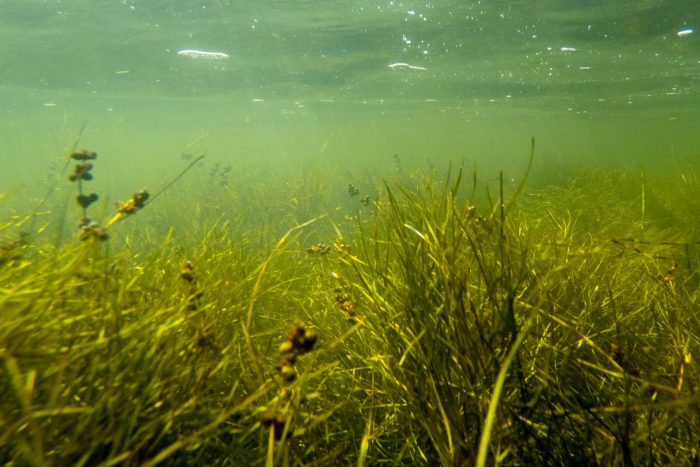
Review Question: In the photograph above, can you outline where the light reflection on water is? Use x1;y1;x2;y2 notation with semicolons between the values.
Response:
0;0;698;188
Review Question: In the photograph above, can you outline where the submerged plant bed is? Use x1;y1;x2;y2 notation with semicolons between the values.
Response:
1;148;699;466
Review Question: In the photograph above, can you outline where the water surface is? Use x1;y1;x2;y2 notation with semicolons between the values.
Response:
1;0;698;195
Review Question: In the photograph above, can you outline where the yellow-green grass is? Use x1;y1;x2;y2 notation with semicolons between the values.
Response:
1;149;699;466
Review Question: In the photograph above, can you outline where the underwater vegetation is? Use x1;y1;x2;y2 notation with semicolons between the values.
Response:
1;139;699;466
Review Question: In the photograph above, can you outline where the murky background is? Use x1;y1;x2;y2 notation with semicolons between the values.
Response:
1;0;698;202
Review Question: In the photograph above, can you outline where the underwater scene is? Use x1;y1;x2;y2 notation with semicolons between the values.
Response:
1;0;700;465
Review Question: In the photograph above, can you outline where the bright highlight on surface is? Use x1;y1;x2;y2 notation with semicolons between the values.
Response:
177;49;230;60
677;28;693;37
388;62;427;71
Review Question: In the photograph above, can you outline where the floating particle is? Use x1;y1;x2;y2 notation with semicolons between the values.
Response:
677;28;693;37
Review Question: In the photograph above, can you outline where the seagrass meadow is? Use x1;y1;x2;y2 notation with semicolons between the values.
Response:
3;0;700;464
1;137;699;466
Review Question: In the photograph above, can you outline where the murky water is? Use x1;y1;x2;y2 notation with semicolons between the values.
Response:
1;0;699;196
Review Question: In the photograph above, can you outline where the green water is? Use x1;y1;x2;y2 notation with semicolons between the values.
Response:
2;4;700;464
1;0;699;196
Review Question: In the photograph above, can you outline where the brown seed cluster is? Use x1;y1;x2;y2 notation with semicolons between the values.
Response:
180;261;195;283
307;243;332;255
68;150;96;181
78;219;109;241
260;407;291;440
68;149;108;241
117;190;150;215
334;288;355;318
179;261;203;311
345;181;374;207
69;162;94;182
70;149;97;161
261;321;318;439
658;260;678;287
330;272;357;322
107;190;150;228
275;320;317;383
76;192;99;209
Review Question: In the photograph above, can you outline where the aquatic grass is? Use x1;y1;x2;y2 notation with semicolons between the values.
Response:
329;155;700;465
0;234;288;465
1;154;370;465
332;162;536;464
1;142;699;465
